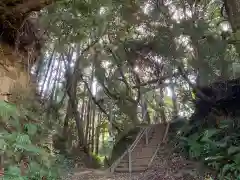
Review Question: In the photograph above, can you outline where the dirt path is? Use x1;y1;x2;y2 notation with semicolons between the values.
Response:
66;144;215;180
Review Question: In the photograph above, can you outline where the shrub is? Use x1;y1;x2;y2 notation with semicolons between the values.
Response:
0;100;63;179
180;119;240;179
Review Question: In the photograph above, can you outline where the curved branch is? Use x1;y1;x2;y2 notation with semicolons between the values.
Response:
177;66;215;104
80;77;121;132
132;73;174;88
14;0;54;14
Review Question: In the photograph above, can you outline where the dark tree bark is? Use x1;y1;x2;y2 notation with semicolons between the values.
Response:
223;0;240;56
169;78;178;117
62;102;72;138
159;87;167;123
91;104;96;153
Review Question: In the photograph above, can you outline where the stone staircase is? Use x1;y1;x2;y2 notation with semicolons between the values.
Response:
110;124;166;173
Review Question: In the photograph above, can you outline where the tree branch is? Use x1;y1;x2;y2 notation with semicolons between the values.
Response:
177;66;215;104
132;73;174;88
81;78;121;132
14;0;54;14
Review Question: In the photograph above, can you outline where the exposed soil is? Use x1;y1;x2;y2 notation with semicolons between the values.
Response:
65;143;215;180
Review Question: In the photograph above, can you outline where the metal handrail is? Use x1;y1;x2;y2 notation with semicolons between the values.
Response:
109;124;156;173
128;127;149;173
148;123;168;168
109;147;128;173
148;141;161;168
128;125;155;173
109;127;146;173
128;128;148;152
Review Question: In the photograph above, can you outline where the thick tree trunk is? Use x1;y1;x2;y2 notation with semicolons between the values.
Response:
224;0;240;56
40;49;55;96
224;0;240;32
141;97;151;124
91;106;96;153
66;60;86;151
13;0;53;14
62;102;72;138
159;87;167;123
84;96;91;146
169;78;178;117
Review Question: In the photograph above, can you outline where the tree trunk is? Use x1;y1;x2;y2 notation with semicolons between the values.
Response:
159;87;167;123
224;0;240;32
64;45;86;151
95;112;101;155
141;97;151;124
40;48;55;96
169;78;178;117
84;96;91;146
84;65;94;147
223;0;240;56
80;86;86;129
91;104;96;153
62;102;72;138
35;54;45;82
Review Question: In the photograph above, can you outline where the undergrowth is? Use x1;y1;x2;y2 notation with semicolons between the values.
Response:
0;84;68;179
0;99;65;179
179;119;240;180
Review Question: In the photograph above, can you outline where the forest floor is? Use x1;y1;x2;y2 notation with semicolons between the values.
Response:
66;144;216;180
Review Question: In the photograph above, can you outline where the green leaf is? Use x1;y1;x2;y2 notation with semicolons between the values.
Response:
95;64;106;83
233;153;240;165
201;129;219;142
191;91;196;100
24;124;38;136
205;155;224;161
164;96;173;107
0;101;19;120
221;164;235;176
5;165;21;176
15;134;31;145
228;146;240;155
0;139;7;150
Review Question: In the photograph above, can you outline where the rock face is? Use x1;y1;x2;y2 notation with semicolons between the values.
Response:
0;43;35;101
0;1;52;101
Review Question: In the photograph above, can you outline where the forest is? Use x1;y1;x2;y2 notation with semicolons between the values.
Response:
0;0;240;179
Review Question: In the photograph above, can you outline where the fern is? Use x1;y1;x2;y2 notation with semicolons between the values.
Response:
0;101;19;120
24;124;37;136
181;117;240;179
0;99;63;179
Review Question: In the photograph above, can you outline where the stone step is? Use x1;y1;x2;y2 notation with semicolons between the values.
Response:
122;154;154;161
122;157;150;162
121;155;153;164
114;165;148;172
132;146;157;153
122;144;160;160
117;158;150;167
113;124;166;173
132;144;159;150
134;136;159;144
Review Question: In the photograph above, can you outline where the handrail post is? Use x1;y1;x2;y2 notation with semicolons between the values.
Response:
110;128;147;173
145;129;148;145
128;150;132;173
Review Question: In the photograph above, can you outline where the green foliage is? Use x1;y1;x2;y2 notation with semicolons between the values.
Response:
0;100;64;179
37;0;240;176
181;119;240;179
87;153;103;169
